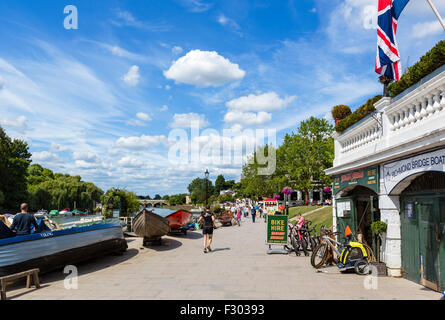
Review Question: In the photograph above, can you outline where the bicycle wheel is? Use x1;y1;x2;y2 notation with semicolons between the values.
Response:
354;259;370;275
311;242;328;268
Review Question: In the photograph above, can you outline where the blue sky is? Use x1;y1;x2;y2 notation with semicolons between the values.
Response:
0;0;444;196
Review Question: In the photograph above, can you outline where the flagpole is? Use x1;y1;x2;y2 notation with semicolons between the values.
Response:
425;0;445;31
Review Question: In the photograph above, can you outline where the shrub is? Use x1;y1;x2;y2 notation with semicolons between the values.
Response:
371;221;387;235
331;105;352;119
335;95;382;132
388;40;445;97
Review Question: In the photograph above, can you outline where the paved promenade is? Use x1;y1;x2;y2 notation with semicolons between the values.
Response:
9;217;442;300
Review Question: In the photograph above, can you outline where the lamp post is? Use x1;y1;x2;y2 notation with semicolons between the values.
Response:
285;171;290;216
205;169;209;206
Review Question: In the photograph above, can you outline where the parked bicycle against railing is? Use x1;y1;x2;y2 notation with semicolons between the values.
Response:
310;227;375;275
299;221;319;252
286;223;309;256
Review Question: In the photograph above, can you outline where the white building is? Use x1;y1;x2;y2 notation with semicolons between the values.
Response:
326;65;445;292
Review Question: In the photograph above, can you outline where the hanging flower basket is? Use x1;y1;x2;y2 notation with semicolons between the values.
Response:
282;187;293;195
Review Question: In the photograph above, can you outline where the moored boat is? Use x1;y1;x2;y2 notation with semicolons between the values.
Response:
164;209;192;230
218;211;234;226
59;208;73;216
0;221;127;276
133;208;169;245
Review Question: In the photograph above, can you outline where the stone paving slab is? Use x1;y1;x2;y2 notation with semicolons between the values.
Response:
7;216;442;300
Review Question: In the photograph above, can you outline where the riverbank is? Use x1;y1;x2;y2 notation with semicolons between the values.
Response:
7;214;441;300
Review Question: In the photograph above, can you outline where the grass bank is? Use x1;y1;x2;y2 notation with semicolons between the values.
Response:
290;206;333;234
288;206;322;220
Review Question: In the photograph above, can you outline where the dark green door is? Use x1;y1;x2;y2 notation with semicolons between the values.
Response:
417;199;440;291
336;198;355;244
402;195;444;292
438;198;445;292
401;198;420;283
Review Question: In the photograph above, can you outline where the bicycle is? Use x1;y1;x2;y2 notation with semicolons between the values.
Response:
287;223;309;256
311;227;374;275
299;221;319;252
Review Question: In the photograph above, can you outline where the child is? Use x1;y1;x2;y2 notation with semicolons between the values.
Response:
296;214;305;229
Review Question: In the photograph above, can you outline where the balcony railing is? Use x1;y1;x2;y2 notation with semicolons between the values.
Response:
334;67;445;166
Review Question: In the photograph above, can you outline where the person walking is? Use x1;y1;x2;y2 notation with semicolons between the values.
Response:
198;206;215;253
251;206;256;223
10;203;38;236
236;208;242;226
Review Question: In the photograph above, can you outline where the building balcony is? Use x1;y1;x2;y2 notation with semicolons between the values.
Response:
328;65;445;175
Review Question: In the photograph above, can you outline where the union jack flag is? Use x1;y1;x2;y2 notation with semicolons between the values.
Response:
375;0;410;81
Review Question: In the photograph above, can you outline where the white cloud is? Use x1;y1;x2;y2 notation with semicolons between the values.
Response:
224;111;272;126
176;0;212;13
412;20;443;39
165;84;171;90
116;135;168;149
118;156;144;168
169;113;209;129
32;151;59;162
172;46;184;55
122;65;140;86
136;112;152;121
217;14;242;35
73;151;99;163
159;105;169;112
226;92;296;112
0;115;28;132
75;160;101;169
113;9;171;32
163;50;245;87
49;142;68;153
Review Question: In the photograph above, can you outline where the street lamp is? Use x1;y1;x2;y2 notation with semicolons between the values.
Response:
285;171;290;216
205;169;209;206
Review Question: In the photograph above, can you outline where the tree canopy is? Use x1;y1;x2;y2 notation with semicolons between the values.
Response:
0;126;32;209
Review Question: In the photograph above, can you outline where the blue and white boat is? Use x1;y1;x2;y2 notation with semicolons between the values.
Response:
0;221;127;277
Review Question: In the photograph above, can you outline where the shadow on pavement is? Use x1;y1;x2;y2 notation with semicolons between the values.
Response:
6;248;140;298
144;238;183;251
210;247;231;253
168;230;203;240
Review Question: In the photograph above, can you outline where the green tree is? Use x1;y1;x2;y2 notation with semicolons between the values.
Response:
214;174;226;195
279;116;334;200
0;126;32;209
169;194;187;206
102;188;139;218
188;177;214;204
153;194;162;200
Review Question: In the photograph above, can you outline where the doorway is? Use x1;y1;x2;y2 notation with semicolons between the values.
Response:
400;172;445;292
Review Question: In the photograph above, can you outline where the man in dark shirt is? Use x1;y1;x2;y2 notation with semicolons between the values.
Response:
10;203;38;236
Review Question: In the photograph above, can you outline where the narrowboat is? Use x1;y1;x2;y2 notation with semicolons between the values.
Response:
0;220;127;277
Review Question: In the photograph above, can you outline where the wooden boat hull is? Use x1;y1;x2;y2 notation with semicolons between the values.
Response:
0;223;127;277
218;211;234;225
133;209;170;239
165;210;192;229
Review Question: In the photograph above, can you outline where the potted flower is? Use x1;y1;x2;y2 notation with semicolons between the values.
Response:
370;221;388;276
331;105;352;125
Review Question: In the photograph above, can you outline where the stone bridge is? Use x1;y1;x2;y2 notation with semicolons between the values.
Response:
139;199;170;208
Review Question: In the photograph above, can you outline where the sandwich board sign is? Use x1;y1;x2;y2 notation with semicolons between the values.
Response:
266;214;288;254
